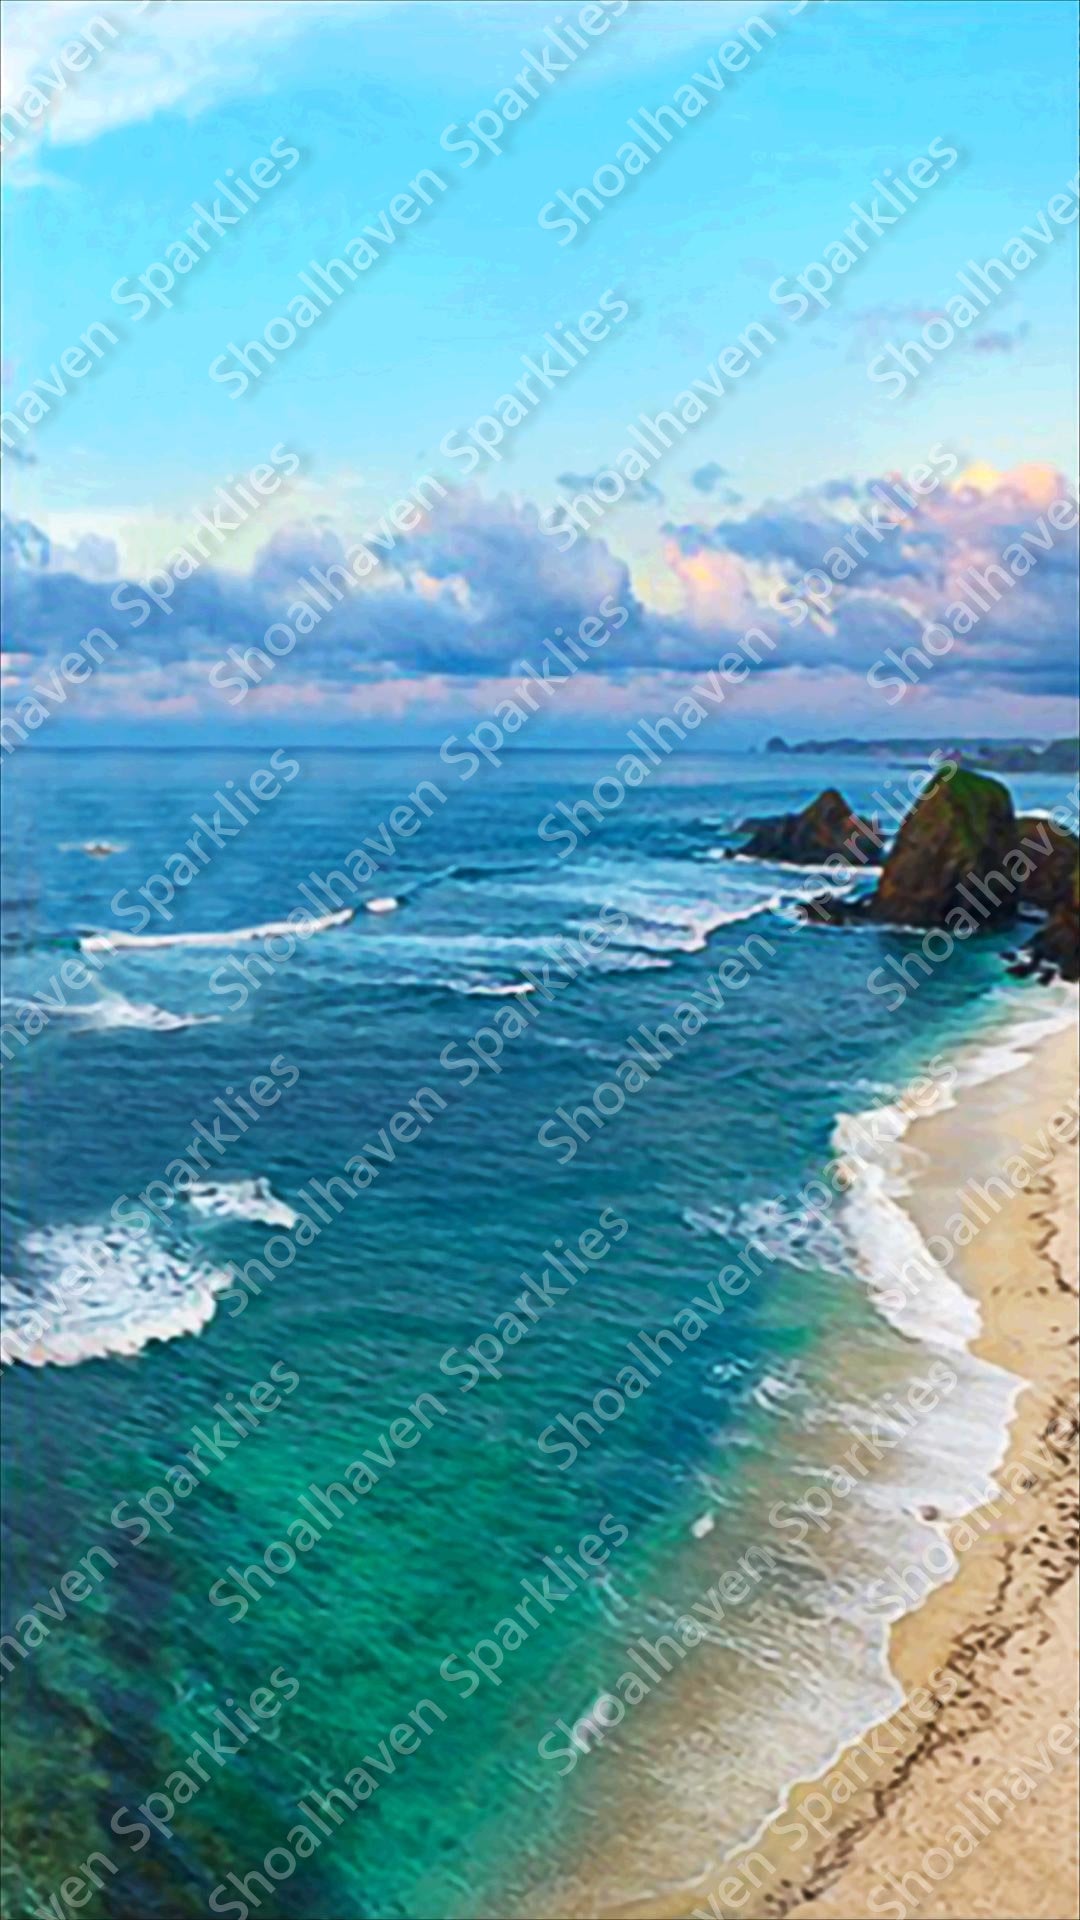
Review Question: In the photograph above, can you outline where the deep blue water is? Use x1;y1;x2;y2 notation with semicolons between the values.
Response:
1;747;1072;1919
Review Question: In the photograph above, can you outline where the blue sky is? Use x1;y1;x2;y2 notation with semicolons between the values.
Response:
2;0;1078;744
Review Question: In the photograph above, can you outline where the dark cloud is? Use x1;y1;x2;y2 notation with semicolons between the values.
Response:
690;462;729;495
667;474;951;587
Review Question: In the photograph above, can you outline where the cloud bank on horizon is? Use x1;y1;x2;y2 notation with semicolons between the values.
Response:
2;0;1077;745
4;455;1077;740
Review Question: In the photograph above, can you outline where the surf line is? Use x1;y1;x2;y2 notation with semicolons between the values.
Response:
0;939;115;1064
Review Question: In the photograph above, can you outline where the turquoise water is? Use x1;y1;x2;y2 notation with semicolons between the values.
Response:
1;748;1071;1919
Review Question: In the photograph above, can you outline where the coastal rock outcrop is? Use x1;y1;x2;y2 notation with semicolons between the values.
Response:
1026;871;1079;981
802;768;1079;978
731;789;882;866
1014;818;1080;912
869;768;1017;927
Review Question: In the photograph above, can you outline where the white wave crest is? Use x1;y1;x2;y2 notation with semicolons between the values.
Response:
1;1224;234;1368
80;993;217;1033
614;893;785;960
721;852;884;877
833;985;1077;1351
79;908;353;953
458;980;536;997
682;1203;737;1238
2;991;218;1034
735;1194;853;1279
184;1178;297;1229
749;1366;806;1413
59;840;127;856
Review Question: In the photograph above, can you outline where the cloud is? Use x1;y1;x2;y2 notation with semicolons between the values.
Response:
557;469;664;508
1;514;49;571
969;323;1031;355
0;0;776;172
690;475;944;585
685;463;742;507
2;460;1076;733
690;462;729;494
845;305;1032;365
0;0;351;166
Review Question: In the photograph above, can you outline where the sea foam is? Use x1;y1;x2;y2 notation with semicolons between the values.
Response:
2;991;218;1035
0;1223;234;1368
184;1177;297;1228
834;983;1077;1351
79;908;353;953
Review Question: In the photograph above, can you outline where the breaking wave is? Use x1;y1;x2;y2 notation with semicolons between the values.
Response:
79;908;354;953
0;1223;235;1368
833;984;1077;1350
1;992;218;1035
184;1177;297;1229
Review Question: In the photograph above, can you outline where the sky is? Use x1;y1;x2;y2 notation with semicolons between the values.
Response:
2;0;1078;746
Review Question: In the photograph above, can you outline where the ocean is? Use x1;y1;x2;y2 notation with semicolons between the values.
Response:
1;745;1074;1920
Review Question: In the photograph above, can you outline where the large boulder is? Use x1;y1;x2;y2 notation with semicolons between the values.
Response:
868;768;1017;927
1014;818;1080;912
1028;870;1080;980
733;789;882;866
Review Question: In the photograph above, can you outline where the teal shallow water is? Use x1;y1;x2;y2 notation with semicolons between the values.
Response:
1;748;1072;1919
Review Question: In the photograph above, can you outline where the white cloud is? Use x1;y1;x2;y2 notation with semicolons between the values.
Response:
1;0;787;173
0;0;371;165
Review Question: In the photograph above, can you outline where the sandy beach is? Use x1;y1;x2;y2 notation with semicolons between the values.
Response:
701;1006;1080;1920
525;998;1079;1920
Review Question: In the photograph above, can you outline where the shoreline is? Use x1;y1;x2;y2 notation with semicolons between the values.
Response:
703;998;1080;1920
563;989;1080;1920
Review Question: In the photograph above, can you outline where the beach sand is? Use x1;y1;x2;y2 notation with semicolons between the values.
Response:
707;1010;1080;1920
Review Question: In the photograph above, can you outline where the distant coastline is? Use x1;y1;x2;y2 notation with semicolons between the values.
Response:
764;734;1079;775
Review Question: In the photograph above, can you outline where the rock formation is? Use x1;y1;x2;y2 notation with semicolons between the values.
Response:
800;767;1079;979
731;789;883;866
870;768;1016;927
1026;870;1079;980
1014;817;1080;912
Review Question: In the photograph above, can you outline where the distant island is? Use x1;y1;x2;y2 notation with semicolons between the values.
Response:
764;736;1080;774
